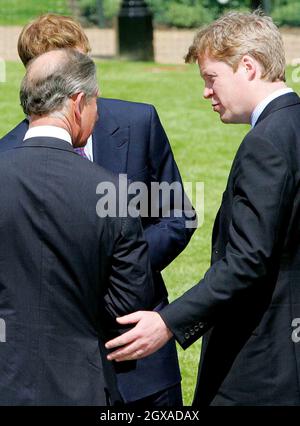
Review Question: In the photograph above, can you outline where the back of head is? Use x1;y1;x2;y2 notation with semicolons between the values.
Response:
20;49;98;117
185;10;285;82
18;13;91;66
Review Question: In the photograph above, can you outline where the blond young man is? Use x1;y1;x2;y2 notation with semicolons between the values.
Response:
0;14;197;406
106;11;300;406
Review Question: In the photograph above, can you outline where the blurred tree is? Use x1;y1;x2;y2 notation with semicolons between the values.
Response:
251;0;261;7
78;0;120;25
250;0;271;13
148;0;216;27
96;0;105;27
78;0;300;28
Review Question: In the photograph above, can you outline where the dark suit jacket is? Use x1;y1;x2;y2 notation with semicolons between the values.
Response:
0;136;154;406
161;93;300;405
0;98;195;401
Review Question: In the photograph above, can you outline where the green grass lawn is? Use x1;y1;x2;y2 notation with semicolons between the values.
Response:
0;0;70;25
0;60;299;404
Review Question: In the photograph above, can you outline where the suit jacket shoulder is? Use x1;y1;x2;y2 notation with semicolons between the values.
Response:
99;97;154;118
0;119;28;152
237;93;300;175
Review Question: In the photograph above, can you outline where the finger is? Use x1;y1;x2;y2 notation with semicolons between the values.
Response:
105;326;140;349
115;311;144;325
107;341;146;362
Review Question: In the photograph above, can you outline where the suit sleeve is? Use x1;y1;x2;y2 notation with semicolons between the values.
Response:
103;214;155;337
143;105;197;271
159;136;294;349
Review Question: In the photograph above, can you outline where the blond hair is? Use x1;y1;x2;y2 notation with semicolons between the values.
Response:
18;13;91;66
185;11;285;82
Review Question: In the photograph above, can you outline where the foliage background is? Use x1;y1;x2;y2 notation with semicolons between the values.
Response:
78;0;300;28
0;1;299;28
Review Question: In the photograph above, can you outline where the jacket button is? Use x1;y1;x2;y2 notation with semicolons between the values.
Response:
215;250;219;255
190;329;195;336
199;322;205;329
184;332;190;339
194;325;199;332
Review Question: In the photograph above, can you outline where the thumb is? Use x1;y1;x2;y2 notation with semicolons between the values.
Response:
116;311;144;325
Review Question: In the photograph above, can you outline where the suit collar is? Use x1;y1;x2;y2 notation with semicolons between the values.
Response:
18;136;76;154
251;88;294;127
255;92;300;126
94;98;120;136
92;98;129;173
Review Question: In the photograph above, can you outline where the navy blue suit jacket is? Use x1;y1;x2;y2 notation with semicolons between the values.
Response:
0;136;154;405
161;93;300;405
0;98;195;402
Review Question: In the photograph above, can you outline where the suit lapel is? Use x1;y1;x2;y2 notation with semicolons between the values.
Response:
92;99;129;174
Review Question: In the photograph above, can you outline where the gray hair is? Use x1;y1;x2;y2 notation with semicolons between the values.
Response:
20;48;98;116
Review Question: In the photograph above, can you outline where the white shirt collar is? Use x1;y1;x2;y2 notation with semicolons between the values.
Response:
251;87;294;128
23;126;72;145
84;135;93;161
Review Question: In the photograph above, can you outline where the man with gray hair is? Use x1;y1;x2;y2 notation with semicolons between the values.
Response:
0;48;154;405
0;14;195;406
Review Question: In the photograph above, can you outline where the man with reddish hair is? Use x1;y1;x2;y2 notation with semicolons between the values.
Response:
17;14;91;65
0;14;196;406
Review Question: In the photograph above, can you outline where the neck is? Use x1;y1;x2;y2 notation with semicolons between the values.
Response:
28;115;73;139
251;80;287;113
